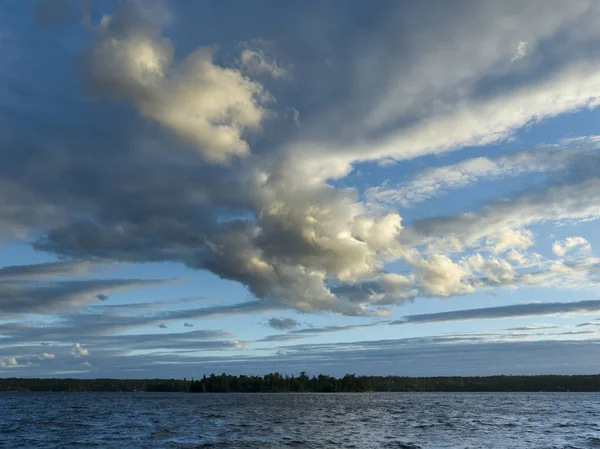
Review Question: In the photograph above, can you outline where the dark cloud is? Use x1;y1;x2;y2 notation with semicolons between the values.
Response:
1;0;596;317
260;323;380;342
3;0;600;383
393;300;600;325
267;317;301;330
0;260;97;279
0;278;178;314
0;300;273;347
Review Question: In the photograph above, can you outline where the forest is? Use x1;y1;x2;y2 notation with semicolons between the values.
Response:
2;373;600;392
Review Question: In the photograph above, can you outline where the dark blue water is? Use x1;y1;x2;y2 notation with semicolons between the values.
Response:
1;392;600;448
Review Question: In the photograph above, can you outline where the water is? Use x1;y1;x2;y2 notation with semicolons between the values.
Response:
1;392;600;448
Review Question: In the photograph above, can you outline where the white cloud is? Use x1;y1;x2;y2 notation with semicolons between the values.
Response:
0;357;18;367
71;343;89;357
413;254;473;297
407;178;600;252
363;1;592;131
41;352;55;359
552;236;592;257
511;41;529;62
468;254;515;284
82;1;269;164
356;62;600;164
487;229;534;254
367;142;598;207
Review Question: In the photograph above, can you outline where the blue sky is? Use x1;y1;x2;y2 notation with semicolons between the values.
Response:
3;0;600;377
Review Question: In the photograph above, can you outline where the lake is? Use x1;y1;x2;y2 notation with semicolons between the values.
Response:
1;392;599;448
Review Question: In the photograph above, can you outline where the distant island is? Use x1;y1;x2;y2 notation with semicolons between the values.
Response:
2;373;600;392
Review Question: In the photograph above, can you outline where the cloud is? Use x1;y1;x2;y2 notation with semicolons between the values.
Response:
506;324;564;331
324;61;600;169
41;352;55;359
0;357;18;367
0;278;179;314
0;260;97;279
552;236;591;257
267;317;301;330
158;323;167;329
511;41;529;63
3;0;600;320
487;229;534;254
405;177;600;251
240;48;288;79
367;142;599;207
0;301;272;350
261;323;380;342
362;1;594;132
183;322;194;328
71;343;89;357
81;0;270;164
393;299;600;325
412;254;473;297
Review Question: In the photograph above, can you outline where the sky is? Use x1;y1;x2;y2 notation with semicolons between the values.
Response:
3;0;600;378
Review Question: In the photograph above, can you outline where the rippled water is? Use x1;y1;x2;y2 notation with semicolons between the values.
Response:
2;392;600;448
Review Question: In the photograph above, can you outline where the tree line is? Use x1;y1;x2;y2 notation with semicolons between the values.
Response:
3;373;600;392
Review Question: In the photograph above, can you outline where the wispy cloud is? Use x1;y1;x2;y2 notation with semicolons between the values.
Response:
393;300;600;325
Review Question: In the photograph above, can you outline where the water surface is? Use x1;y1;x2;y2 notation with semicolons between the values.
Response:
1;392;599;448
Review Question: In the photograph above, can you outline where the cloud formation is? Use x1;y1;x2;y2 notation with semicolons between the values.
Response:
267;317;301;330
81;0;270;163
367;141;600;207
0;278;178;314
394;299;600;325
552;237;591;257
4;1;600;378
0;260;97;279
71;343;89;357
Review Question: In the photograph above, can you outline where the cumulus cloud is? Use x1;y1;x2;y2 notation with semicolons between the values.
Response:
267;317;301;330
468;254;515;284
552;236;591;257
41;352;55;359
3;0;600;326
412;254;473;297
487;229;534;254
0;357;18;367
81;0;270;163
71;343;89;357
